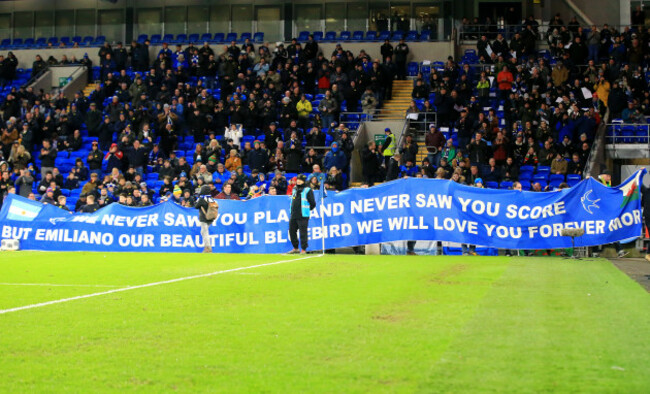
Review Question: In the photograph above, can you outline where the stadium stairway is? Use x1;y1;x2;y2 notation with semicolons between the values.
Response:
375;80;412;120
83;82;98;98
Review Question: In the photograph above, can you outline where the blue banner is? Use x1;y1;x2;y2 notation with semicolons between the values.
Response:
0;170;645;253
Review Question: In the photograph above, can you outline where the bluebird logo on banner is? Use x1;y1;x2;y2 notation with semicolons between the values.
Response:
0;170;646;253
581;190;600;214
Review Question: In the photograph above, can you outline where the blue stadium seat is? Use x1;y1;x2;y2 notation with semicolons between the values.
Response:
407;62;419;76
93;36;106;45
212;33;225;43
566;174;582;187
420;30;431;41
533;174;548;183
486;181;499;189
239;32;252;43
188;33;200;43
137;34;148;43
60;37;71;46
72;36;82;44
519;180;531;190
200;33;212;42
378;30;390;41
500;181;513;189
150;34;162;44
162;34;174;43
339;31;351;41
406;32;419;41
297;31;310;42
312;31;323;41
392;30;404;40
253;32;264;43
174;34;188;44
225;32;237;42
519;171;532;181
11;38;23;48
0;38;10;49
25;38;37;47
366;31;377;41
48;37;58;45
549;174;565;183
324;31;336;42
82;36;94;46
352;31;364;41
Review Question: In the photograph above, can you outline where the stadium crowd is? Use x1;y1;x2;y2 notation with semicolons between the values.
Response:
0;35;405;211
0;10;646;213
397;12;650;188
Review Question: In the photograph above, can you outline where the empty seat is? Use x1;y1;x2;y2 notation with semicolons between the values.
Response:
212;33;225;43
60;37;71;45
0;38;10;48
566;174;582;187
297;31;310;41
366;31;377;41
312;31;323;41
324;31;336;42
137;34;148;43
339;31;351;41
200;33;212;42
162;34;174;43
500;181;513;189
188;33;199;43
239;32;252;42
174;34;187;44
225;32;237;42
253;32;264;43
486;181;499;189
352;31;364;41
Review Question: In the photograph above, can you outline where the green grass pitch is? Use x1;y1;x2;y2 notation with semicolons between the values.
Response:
0;252;648;392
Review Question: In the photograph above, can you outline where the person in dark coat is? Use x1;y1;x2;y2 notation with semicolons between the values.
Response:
288;174;316;254
361;140;383;185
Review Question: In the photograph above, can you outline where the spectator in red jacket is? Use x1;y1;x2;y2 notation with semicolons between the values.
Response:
496;66;513;101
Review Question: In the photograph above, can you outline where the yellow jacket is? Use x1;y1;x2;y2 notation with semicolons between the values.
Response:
594;81;610;107
296;100;313;117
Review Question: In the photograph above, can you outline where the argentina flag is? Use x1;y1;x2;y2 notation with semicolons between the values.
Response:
6;198;42;222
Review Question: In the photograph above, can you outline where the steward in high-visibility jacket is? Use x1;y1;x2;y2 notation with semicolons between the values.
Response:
381;127;395;167
288;174;316;254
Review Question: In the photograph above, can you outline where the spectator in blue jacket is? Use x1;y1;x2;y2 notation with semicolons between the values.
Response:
323;141;348;172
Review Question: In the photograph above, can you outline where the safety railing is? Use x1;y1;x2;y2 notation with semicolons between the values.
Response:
605;122;650;149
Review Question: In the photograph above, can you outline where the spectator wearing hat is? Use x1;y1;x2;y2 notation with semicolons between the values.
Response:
288;174;316;254
323;141;347;173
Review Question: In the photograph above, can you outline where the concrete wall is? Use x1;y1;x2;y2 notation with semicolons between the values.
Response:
540;0;622;26
28;65;85;97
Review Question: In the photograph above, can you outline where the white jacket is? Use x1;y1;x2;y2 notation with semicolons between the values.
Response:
224;125;243;147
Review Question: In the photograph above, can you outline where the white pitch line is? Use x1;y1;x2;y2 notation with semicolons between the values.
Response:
0;283;121;288
0;254;323;315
